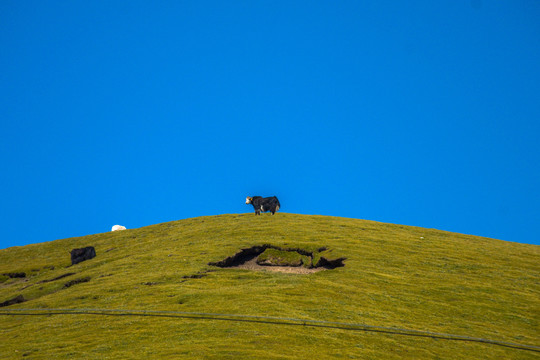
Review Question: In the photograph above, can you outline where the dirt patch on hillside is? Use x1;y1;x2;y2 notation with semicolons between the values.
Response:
234;257;325;274
209;245;345;274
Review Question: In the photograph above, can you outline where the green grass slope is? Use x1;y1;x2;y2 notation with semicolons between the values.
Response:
1;213;538;359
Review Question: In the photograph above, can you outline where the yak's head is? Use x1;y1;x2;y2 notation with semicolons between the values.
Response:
245;196;253;204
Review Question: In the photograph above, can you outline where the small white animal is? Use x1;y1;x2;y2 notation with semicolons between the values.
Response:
111;225;127;231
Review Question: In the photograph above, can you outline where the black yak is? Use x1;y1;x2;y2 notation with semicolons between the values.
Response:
246;196;280;215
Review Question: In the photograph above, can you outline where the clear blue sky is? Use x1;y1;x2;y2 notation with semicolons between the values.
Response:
1;1;539;248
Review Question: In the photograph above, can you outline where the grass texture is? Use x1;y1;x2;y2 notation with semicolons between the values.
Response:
0;213;538;359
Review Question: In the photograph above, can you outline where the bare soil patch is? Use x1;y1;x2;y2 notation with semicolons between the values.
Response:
234;257;326;274
209;244;345;274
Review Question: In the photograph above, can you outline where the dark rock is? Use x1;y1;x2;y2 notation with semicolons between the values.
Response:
70;247;96;265
0;295;26;307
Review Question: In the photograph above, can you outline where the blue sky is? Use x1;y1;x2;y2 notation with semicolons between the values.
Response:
1;1;539;248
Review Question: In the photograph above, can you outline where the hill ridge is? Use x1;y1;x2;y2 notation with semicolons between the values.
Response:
1;213;538;359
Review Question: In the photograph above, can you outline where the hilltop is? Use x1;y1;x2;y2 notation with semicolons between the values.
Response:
1;213;538;359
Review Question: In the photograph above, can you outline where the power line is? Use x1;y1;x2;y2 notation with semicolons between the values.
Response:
1;308;539;353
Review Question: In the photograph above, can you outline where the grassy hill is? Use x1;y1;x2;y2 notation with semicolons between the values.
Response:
0;213;538;359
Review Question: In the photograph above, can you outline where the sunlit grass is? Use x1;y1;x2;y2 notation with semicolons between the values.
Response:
0;213;538;359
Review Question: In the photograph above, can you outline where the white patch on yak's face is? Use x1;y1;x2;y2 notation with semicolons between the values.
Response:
245;197;252;204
